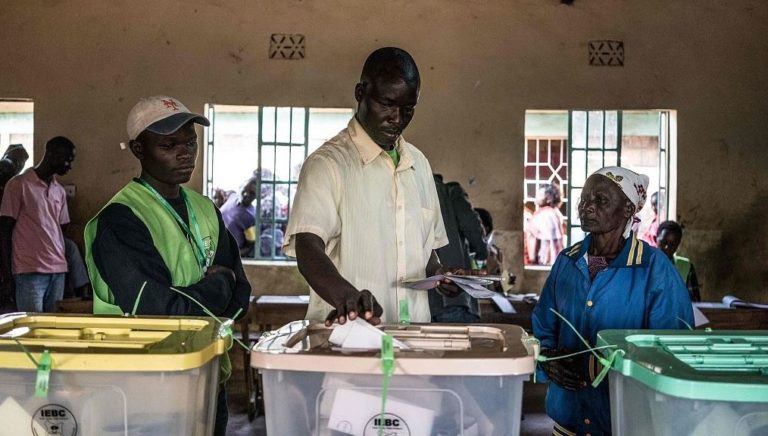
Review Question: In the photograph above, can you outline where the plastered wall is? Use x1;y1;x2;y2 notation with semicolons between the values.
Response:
1;0;766;301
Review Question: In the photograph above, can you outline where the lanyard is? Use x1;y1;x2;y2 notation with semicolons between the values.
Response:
135;179;209;271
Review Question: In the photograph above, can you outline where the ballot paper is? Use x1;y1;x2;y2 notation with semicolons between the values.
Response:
692;304;709;327
403;275;515;313
328;318;410;350
491;294;515;314
403;275;494;295
0;397;46;436
403;275;494;289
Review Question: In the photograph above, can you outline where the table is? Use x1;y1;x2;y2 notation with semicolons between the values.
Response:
478;298;536;330
697;306;768;330
478;298;768;331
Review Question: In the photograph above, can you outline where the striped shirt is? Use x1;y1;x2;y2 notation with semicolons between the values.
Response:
284;117;448;322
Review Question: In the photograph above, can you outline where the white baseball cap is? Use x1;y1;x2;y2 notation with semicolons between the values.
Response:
126;95;210;141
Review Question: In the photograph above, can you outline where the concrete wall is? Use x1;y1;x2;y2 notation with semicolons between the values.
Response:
1;0;766;301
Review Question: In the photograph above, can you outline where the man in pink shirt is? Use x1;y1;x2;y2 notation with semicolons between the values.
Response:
0;136;76;312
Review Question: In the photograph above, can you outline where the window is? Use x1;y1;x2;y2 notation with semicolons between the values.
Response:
0;100;34;170
524;110;676;268
204;105;353;260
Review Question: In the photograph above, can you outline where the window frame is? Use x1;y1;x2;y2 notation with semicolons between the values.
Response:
255;107;309;260
523;109;677;270
204;104;353;261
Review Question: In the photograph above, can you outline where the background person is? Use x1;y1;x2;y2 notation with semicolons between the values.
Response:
527;183;564;265
0;143;29;308
220;176;258;257
0;143;30;196
211;187;233;209
430;175;487;323
657;220;701;302
475;207;503;275
259;224;284;257
533;166;693;436
0;142;91;303
641;191;660;247
84;96;250;435
0;137;76;312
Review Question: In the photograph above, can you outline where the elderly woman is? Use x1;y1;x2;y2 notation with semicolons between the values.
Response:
533;167;693;436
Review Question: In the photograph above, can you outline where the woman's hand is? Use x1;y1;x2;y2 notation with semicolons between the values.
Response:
539;348;588;391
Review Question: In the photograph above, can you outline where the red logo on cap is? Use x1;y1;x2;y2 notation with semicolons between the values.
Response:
162;99;180;111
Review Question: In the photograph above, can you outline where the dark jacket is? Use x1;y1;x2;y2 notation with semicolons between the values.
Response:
430;175;488;316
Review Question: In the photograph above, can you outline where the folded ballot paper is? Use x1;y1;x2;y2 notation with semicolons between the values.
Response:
328;318;410;350
403;275;515;314
0;397;46;436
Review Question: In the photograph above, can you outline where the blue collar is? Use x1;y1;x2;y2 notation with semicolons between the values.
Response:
565;232;649;268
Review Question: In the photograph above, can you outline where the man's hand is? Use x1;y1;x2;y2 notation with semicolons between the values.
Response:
431;266;461;298
324;288;383;327
206;265;236;284
539;348;588;391
432;266;487;298
296;233;385;326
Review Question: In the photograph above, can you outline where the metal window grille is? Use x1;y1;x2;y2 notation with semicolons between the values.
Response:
205;105;352;260
524;109;675;261
567;110;622;245
523;136;569;222
256;107;308;259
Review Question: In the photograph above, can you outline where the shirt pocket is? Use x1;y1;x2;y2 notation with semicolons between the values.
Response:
37;193;64;221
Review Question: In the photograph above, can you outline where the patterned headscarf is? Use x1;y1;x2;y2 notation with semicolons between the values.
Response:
593;166;649;237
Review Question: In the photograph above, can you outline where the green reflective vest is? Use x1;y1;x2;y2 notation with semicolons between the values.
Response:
84;181;231;381
674;255;691;282
84;180;219;315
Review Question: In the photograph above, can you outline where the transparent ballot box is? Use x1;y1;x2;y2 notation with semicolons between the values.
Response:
0;313;227;436
252;321;537;436
597;330;768;436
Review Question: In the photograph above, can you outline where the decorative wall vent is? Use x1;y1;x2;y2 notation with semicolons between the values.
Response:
269;34;305;60
588;40;624;66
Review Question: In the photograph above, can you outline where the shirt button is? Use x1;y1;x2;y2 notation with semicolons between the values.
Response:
398;241;404;246
586;300;594;307
584;418;591;425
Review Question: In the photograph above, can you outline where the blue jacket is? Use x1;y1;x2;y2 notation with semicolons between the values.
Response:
532;233;693;435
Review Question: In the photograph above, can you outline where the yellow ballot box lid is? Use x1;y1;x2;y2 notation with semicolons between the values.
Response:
0;312;229;372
